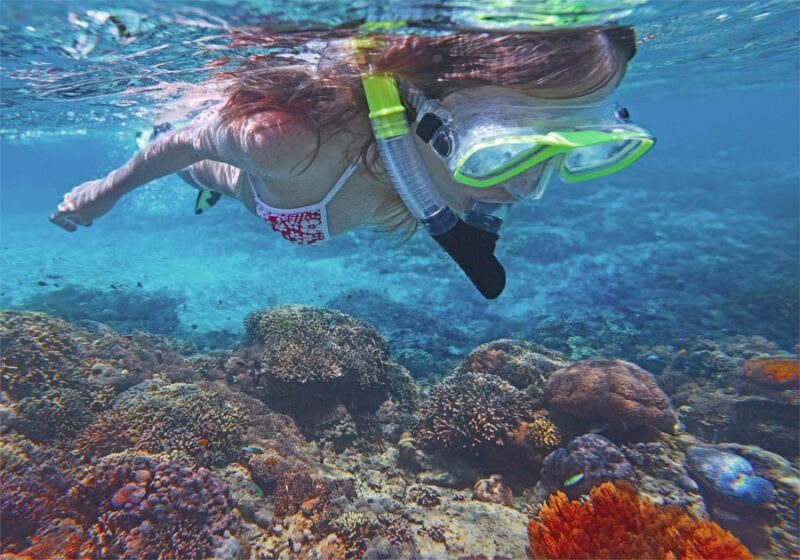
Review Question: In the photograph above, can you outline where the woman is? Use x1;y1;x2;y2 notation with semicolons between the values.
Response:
50;26;653;298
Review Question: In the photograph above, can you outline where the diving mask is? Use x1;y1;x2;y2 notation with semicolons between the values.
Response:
413;89;655;200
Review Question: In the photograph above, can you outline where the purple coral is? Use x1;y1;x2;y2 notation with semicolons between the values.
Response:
73;453;240;560
540;434;635;499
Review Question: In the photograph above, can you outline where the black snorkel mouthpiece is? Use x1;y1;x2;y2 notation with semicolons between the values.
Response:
431;217;506;299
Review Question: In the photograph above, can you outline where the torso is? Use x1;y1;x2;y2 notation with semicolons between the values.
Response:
211;111;394;238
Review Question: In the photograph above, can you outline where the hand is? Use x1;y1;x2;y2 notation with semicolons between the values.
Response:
50;178;119;232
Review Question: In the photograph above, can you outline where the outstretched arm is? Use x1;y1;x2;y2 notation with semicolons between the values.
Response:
51;125;210;231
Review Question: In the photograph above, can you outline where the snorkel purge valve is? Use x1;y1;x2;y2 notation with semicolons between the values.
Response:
362;75;507;299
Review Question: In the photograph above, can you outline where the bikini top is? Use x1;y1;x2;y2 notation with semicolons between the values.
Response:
249;160;359;245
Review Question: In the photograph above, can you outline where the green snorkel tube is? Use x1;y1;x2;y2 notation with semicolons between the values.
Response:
362;75;507;299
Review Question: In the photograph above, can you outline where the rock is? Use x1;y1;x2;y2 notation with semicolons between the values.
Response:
544;358;677;433
472;475;513;507
686;446;775;507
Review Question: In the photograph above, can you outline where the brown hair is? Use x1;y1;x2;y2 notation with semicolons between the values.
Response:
215;26;636;232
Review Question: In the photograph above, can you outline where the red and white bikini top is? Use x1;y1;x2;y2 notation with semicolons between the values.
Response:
249;160;359;245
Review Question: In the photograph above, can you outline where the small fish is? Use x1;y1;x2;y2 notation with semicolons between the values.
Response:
197;437;209;447
136;282;143;288
36;281;48;286
45;274;62;279
110;284;118;290
191;324;198;330
563;473;585;487
252;483;264;497
263;458;278;466
242;446;264;455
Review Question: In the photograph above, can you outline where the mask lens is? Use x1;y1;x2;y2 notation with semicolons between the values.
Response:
460;143;540;179
504;157;559;202
564;139;642;175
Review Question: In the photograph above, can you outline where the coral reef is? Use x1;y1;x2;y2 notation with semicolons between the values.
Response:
235;305;418;415
73;383;247;466
455;339;570;399
544;358;677;433
675;387;799;458
0;311;196;441
540;433;635;499
70;452;240;560
415;372;535;455
527;481;753;560
0;464;72;553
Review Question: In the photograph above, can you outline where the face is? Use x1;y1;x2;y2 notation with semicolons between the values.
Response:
418;85;550;208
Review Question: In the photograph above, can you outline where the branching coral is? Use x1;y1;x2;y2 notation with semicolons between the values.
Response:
415;372;535;453
238;305;417;412
519;416;563;451
73;383;247;466
526;481;753;560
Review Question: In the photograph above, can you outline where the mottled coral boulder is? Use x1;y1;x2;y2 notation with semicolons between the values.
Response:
72;453;240;560
415;372;535;454
540;433;635;499
544;358;677;433
235;306;418;413
456;339;570;400
73;383;247;467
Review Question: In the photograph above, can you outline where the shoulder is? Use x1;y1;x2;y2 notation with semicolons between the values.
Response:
199;110;319;179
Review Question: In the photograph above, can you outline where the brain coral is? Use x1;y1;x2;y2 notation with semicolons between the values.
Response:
237;305;417;412
415;372;535;453
73;383;247;467
544;358;677;433
527;481;752;560
71;452;240;560
456;339;570;397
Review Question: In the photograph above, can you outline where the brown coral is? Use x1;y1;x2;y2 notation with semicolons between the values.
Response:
544;358;677;433
526;481;752;560
236;305;418;413
415;372;535;453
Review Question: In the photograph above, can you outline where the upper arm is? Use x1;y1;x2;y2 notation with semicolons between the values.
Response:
194;111;319;180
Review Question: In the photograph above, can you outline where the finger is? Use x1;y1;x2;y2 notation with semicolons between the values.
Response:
50;212;78;232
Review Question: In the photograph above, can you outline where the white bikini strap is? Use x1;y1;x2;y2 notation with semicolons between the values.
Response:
319;159;360;205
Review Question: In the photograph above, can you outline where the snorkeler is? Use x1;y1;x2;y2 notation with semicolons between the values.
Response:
50;26;654;298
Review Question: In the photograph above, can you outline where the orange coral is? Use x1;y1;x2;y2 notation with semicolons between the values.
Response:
527;481;752;560
742;356;800;386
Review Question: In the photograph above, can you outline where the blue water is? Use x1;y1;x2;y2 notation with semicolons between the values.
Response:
0;1;798;558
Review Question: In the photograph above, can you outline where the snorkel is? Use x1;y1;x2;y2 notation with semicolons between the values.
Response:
362;75;508;299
